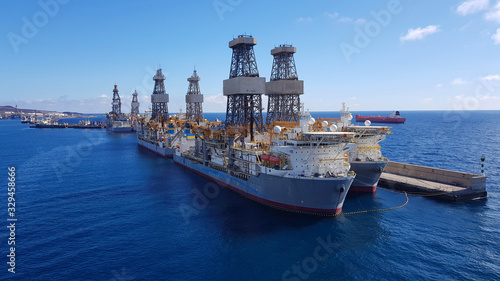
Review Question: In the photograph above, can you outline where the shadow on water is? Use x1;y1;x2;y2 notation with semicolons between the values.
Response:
378;184;489;212
202;182;324;234
197;180;387;239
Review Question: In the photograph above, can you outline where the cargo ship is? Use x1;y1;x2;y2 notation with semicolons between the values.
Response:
355;111;405;123
174;109;356;215
330;103;391;193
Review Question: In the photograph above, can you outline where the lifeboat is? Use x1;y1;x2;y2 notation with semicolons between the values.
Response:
269;156;281;164
261;154;270;161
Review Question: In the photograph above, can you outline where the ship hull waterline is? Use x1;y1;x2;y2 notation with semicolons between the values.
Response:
349;160;388;193
174;154;355;216
355;115;405;124
137;138;175;158
106;127;135;133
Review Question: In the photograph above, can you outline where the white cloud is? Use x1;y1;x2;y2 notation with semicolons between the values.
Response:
453;94;499;104
323;12;338;20
485;2;500;23
459;21;472;31
482;74;500;81
421;98;433;104
338;17;353;23
205;94;226;105
400;25;440;42
435;84;443;88
324;11;365;25
457;0;490;15
354;18;367;25
451;78;467;85
296;17;313;23
492;28;500;44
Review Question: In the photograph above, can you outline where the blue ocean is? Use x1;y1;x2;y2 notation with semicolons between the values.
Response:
0;110;499;280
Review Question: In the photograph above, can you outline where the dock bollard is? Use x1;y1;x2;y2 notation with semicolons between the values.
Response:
481;155;485;175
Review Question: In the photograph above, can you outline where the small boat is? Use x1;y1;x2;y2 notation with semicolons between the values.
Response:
355;111;406;124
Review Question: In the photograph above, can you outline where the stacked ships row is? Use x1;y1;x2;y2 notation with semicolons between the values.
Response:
109;35;395;216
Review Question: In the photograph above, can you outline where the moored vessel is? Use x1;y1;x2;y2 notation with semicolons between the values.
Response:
331;103;392;193
355;111;406;123
137;68;203;157
105;84;134;133
174;108;356;215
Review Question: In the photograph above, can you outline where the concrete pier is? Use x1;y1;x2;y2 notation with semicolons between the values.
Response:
379;161;487;201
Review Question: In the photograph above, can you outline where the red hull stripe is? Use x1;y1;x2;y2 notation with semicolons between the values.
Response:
349;185;377;193
175;160;343;215
355;116;405;123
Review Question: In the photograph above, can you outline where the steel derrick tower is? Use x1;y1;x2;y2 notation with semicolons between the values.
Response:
111;84;122;115
151;68;169;122
131;90;140;115
223;35;265;132
266;45;304;124
185;69;204;123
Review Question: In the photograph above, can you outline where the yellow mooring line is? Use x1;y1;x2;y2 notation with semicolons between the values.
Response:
328;191;409;217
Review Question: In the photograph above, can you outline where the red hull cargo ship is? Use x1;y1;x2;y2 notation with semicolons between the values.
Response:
355;111;406;124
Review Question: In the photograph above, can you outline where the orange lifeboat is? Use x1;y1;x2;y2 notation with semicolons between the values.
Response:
261;154;270;161
269;156;281;164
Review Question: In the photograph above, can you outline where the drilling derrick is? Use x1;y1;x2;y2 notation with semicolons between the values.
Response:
131;90;140;115
185;69;204;123
111;84;122;115
266;45;304;124
151;68;169;123
223;35;265;134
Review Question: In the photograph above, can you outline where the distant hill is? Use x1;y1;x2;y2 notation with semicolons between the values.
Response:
0;105;58;114
0;105;90;119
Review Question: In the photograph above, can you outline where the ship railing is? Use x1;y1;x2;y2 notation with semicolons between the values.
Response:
230;170;250;181
205;141;226;149
183;152;203;164
209;162;228;173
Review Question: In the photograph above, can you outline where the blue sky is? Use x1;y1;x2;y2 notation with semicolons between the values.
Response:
1;0;500;113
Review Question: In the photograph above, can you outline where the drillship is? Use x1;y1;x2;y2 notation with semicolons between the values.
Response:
174;108;356;215
105;84;134;133
173;35;359;215
136;68;202;157
333;103;391;193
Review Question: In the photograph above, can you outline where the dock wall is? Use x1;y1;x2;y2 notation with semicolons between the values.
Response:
380;161;487;201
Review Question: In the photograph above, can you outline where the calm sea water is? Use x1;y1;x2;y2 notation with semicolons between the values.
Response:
0;110;499;281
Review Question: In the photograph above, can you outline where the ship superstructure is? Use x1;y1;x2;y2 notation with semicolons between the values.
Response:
332;103;391;192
